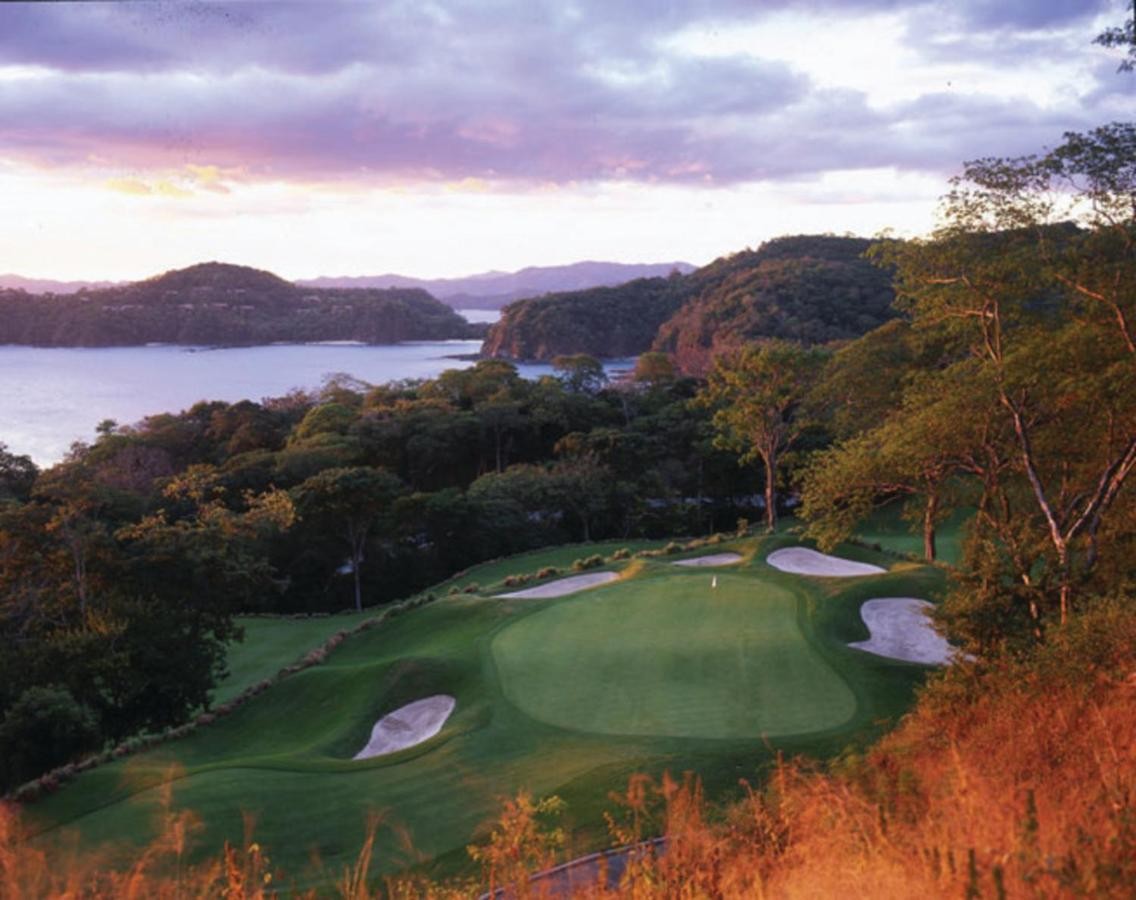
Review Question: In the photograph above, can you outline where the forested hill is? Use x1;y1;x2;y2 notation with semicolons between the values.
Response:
480;275;685;359
481;235;897;371
0;262;481;346
654;235;897;374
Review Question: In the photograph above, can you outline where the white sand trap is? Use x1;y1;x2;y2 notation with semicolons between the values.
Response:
673;552;743;567
496;571;618;599
766;547;886;577
849;598;957;666
353;695;455;760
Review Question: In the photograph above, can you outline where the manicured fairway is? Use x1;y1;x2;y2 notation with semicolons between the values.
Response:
24;537;937;888
494;573;855;737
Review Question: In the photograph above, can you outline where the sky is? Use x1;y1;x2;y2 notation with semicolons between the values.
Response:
0;0;1131;281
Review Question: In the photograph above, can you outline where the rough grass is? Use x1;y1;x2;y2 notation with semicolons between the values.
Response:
21;535;936;889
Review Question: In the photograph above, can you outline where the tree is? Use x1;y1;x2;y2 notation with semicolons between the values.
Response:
631;352;676;387
549;452;614;543
1095;0;1135;72
802;371;985;561
291;466;404;611
698;341;828;532
0;443;37;504
0;685;100;790
870;123;1136;632
552;354;607;394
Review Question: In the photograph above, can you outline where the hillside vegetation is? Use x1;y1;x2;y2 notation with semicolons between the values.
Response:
654;236;896;374
0;262;480;346
480;276;685;359
481;235;896;371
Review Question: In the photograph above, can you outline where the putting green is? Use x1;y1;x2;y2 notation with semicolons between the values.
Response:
492;573;857;738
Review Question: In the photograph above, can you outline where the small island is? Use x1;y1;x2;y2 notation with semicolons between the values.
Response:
0;262;483;347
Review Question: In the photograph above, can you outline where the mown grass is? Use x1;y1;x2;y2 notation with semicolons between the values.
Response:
853;504;970;566
217;611;373;703
23;535;941;890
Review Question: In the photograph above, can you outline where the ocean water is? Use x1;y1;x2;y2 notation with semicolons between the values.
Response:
0;337;634;465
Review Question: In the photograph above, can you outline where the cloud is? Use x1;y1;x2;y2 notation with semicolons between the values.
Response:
0;1;1125;188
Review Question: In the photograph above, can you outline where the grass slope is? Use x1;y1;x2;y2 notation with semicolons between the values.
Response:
25;537;940;889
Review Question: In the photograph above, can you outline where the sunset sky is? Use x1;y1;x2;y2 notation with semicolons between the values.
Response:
0;0;1130;281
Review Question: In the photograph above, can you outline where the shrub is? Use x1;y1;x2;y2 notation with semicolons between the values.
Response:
0;685;102;791
463;583;480;594
611;548;632;560
536;566;559;579
572;555;605;571
662;541;683;555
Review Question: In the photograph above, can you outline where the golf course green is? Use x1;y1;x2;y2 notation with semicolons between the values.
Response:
22;533;944;888
493;573;856;738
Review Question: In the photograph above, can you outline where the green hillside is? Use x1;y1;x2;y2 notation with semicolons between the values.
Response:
480;235;896;369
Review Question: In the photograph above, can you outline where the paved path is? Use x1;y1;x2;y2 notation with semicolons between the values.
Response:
480;837;666;898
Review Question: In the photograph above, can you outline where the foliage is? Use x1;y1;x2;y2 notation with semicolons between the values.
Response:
0;262;478;347
799;124;1136;647
0;687;100;789
481;234;895;372
466;792;566;898
482;277;683;360
698;340;829;531
0;445;37;504
655;235;897;375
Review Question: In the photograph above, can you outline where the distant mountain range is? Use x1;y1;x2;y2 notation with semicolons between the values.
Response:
0;274;122;293
297;261;696;308
1;260;697;310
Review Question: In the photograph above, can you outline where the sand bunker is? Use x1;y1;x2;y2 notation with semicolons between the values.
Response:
673;552;743;567
353;695;456;760
849;598;956;665
496;571;619;599
766;547;886;577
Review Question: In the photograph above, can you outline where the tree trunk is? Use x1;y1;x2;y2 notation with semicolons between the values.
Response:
922;493;939;562
762;450;777;533
347;523;367;612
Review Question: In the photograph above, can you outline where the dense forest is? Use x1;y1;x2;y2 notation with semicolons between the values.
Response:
653;235;897;374
0;262;481;346
479;275;687;359
482;235;898;372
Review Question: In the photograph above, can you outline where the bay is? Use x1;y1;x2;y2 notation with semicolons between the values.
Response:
0;340;634;465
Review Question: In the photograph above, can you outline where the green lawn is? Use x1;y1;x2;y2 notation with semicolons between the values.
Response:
854;505;970;566
26;536;939;890
493;571;855;738
216;611;373;703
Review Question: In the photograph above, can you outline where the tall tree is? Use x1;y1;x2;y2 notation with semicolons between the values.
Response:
291;466;404;611
698;341;828;532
